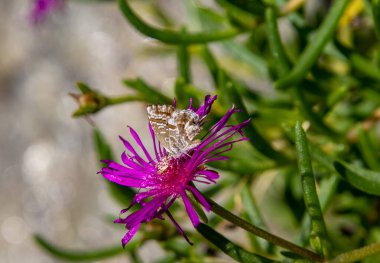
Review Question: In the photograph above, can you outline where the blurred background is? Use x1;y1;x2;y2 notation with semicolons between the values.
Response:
0;0;195;262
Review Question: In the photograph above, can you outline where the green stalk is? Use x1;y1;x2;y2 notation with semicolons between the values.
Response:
118;0;241;45
177;42;191;83
208;198;324;262
106;95;145;105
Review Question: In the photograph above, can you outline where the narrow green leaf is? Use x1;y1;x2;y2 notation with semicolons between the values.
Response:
93;129;135;206
215;0;257;29
216;0;267;16
123;78;172;104
197;224;275;263
118;0;241;45
275;0;350;89
295;122;329;257
177;39;191;83
333;161;380;196
76;82;93;93
372;0;380;39
298;176;339;246
357;126;380;171
265;7;290;77
350;54;380;81
34;234;135;261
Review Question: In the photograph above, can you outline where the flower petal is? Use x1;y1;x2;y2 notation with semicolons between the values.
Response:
121;223;140;247
129;126;154;163
166;210;193;245
187;186;211;212
181;192;200;227
149;123;161;161
119;136;149;166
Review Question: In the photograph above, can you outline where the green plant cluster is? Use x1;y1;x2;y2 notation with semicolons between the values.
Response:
36;0;380;262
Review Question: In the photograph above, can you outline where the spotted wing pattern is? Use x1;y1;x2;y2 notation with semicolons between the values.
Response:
147;105;202;155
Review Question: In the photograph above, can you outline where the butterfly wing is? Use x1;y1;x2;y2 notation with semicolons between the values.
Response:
170;109;202;153
147;106;202;155
147;105;175;153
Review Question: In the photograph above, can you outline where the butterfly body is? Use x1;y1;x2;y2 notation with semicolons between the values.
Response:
147;105;202;156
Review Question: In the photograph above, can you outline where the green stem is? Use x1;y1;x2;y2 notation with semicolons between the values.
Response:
177;41;191;83
329;242;380;263
295;122;330;258
265;7;290;77
275;0;350;89
106;95;145;105
208;198;324;262
118;0;241;45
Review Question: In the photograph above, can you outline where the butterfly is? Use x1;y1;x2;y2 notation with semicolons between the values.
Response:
147;104;202;156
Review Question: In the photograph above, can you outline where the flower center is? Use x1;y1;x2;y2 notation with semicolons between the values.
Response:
153;156;190;192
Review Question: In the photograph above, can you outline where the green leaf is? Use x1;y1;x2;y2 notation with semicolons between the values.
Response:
265;7;290;78
333;161;380;196
372;0;380;39
196;224;275;263
177;40;191;83
357;126;380;171
295;122;329;257
123;78;172;105
216;0;267;16
34;234;136;261
297;175;339;246
76;82;93;93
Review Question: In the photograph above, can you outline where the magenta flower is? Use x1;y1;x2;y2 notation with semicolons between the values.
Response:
29;0;64;24
99;95;249;247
